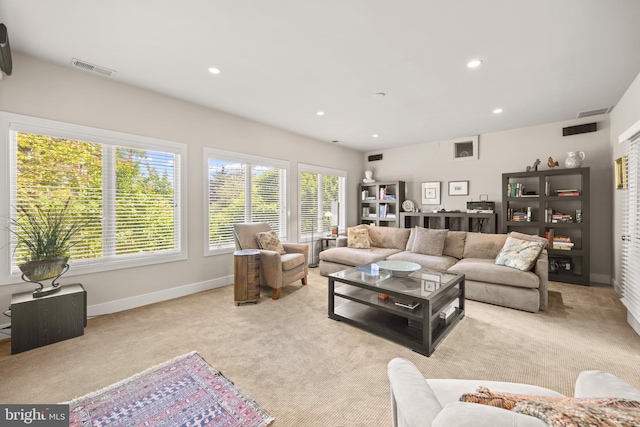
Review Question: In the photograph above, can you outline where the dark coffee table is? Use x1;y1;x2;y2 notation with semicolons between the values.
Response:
328;263;465;356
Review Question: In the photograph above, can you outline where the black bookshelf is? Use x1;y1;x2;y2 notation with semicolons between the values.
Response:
501;168;590;286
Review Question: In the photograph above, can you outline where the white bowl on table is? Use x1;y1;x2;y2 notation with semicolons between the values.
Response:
376;261;421;277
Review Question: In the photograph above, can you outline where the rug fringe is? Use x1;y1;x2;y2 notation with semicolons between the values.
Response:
60;350;199;405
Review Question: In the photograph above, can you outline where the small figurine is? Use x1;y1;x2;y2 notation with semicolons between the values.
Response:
526;159;541;172
548;157;559;168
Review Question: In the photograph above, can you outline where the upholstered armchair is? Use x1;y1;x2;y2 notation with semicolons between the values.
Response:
233;223;308;300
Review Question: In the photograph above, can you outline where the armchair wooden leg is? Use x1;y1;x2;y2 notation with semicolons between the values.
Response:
301;277;307;285
272;288;281;300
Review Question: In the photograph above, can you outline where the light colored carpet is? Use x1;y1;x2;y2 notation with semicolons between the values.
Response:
1;269;639;427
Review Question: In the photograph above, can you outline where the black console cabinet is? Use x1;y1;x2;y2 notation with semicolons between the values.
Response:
10;283;87;354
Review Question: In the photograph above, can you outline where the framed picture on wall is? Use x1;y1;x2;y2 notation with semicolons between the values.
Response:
448;181;469;196
615;156;627;190
452;135;479;161
421;182;441;205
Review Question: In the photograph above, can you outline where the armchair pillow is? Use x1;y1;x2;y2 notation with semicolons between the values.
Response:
255;231;286;254
495;236;545;271
348;227;370;249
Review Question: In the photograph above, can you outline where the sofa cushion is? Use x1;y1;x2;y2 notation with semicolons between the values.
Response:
319;247;401;267
387;251;458;271
462;232;508;259
412;227;448;256
348;227;370;249
427;378;563;427
448;258;540;289
432;402;548;427
255;231;286;254
367;225;411;250
406;229;467;259
575;370;640;400
281;252;305;270
443;231;466;259
495;236;545;271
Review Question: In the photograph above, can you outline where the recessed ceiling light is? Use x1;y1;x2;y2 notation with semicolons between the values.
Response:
316;111;325;116
208;67;221;75
372;134;379;138
493;108;503;114
373;92;386;98
331;140;339;144
467;59;483;68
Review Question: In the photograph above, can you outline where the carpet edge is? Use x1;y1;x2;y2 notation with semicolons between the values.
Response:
59;350;199;405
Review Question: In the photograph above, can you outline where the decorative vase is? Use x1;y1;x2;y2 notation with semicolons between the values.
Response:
19;257;69;297
564;151;585;168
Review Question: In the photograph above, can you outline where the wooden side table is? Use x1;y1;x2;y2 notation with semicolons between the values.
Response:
234;250;260;305
10;283;87;354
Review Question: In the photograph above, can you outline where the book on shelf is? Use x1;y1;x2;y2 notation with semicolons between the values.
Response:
552;244;574;250
507;182;527;197
394;298;421;310
551;235;574;250
553;236;572;243
551;215;573;223
508;207;531;222
556;189;580;196
379;204;388;218
379;188;387;200
545;229;554;248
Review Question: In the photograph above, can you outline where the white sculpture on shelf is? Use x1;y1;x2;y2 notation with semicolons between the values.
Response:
363;170;375;183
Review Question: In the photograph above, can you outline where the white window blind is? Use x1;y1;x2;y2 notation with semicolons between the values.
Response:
2;112;187;281
299;164;346;242
621;124;640;332
205;148;288;253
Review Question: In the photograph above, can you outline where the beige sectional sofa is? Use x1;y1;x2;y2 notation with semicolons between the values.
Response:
319;225;548;312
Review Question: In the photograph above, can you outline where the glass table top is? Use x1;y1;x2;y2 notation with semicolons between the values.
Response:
329;262;462;300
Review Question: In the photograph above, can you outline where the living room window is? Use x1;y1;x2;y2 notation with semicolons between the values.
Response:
298;164;346;242
0;112;187;283
205;148;289;254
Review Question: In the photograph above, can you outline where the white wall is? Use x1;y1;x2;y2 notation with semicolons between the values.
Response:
0;53;365;317
611;71;640;294
364;116;613;284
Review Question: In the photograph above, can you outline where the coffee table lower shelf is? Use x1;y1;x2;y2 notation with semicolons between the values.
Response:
328;274;465;357
330;300;463;356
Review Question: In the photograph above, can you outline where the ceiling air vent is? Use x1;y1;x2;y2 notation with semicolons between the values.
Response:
71;58;115;77
577;107;612;118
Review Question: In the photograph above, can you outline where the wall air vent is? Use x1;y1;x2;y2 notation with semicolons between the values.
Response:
577;107;612;118
71;58;115;77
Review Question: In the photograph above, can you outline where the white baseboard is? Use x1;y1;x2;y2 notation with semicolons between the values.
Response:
88;275;233;317
0;275;233;334
628;311;640;337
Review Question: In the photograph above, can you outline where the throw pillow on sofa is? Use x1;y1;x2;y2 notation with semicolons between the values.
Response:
255;231;286;254
348;227;371;249
411;227;448;256
495;236;545;271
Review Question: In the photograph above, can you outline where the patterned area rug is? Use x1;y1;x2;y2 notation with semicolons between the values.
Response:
62;351;274;427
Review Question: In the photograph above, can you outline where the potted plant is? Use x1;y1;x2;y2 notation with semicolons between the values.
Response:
6;198;89;296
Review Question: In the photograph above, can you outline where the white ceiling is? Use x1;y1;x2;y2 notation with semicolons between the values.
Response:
2;0;640;152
